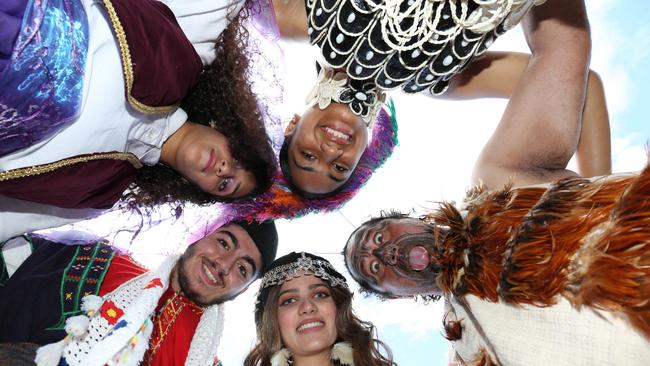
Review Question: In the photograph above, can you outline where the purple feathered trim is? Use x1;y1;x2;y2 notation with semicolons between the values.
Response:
247;0;281;43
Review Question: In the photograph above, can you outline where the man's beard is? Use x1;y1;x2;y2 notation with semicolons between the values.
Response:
176;248;224;308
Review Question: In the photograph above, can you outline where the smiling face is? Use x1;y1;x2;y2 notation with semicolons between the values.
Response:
276;274;338;359
285;103;369;195
173;223;263;306
170;123;257;199
344;217;442;298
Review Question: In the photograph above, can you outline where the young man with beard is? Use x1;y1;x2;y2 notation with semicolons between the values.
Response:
344;0;650;364
0;220;278;366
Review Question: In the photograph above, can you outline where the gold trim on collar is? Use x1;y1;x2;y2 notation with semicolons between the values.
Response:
0;152;143;182
101;0;179;114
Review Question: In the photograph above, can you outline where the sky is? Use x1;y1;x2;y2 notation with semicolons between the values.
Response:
41;1;650;365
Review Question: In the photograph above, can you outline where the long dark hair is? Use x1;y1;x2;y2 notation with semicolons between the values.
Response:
123;9;276;208
245;279;397;366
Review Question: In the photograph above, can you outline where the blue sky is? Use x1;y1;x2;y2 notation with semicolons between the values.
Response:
602;2;650;144
382;324;450;365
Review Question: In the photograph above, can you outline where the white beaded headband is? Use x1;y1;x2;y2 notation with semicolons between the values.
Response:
259;252;349;289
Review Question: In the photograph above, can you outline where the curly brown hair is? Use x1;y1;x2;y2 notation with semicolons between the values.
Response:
244;279;397;366
122;8;276;208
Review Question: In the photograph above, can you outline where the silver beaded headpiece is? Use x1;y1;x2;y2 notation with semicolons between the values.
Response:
305;62;385;128
259;252;349;289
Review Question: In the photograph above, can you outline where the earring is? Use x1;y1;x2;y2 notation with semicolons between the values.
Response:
331;342;354;365
284;114;299;126
271;348;291;366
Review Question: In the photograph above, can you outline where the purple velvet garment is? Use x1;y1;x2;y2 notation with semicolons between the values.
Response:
0;153;138;209
0;0;27;72
106;0;202;108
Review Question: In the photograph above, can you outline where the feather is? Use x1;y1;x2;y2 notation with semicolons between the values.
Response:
567;162;650;340
424;184;545;301
463;185;547;301
270;348;291;366
499;175;631;306
468;347;498;366
427;164;648;344
331;342;354;365
442;310;463;341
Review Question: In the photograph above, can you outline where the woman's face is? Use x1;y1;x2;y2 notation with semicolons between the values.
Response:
276;274;338;358
173;124;256;198
285;103;368;194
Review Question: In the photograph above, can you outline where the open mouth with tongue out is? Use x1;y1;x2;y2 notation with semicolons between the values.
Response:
408;246;431;271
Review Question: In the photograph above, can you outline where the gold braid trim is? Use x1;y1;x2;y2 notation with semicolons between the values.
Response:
0;152;142;182
101;0;178;114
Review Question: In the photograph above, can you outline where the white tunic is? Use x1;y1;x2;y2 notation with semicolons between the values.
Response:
446;295;650;365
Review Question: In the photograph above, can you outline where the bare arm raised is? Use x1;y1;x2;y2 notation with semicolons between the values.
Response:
471;0;591;189
445;51;611;178
272;0;308;39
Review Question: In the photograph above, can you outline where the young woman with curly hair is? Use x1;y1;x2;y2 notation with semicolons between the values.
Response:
269;0;543;198
0;0;275;241
245;252;397;366
123;11;276;208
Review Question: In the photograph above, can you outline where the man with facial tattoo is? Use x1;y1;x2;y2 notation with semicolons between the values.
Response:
344;0;650;364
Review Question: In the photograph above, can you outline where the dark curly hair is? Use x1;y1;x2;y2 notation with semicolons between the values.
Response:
123;8;276;208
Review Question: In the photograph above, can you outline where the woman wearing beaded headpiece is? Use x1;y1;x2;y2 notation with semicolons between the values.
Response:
269;0;546;197
245;252;396;366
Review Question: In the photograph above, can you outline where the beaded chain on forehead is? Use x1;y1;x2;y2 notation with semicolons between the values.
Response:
254;252;349;328
259;252;348;290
